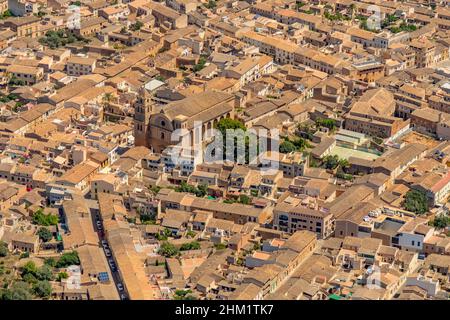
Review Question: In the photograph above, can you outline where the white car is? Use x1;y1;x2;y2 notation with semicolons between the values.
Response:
117;283;124;292
104;248;111;257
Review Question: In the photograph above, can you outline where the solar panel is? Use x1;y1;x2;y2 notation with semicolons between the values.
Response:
98;272;109;282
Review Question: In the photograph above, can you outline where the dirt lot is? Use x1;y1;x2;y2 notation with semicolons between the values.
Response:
400;131;440;148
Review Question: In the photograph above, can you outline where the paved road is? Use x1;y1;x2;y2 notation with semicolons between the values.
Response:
91;209;129;300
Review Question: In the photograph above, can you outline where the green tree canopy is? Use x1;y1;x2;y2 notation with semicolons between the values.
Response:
0;241;7;257
316;118;336;130
44;257;57;267
57;272;69;281
33;280;52;298
323;155;340;170
32;209;58;226
279;140;296;154
158;242;179;257
174;289;197;300
1;281;33;300
55;251;80;268
404;190;429;215
22;261;38;277
180;241;201;251
175;182;208;198
36;265;53;281
130;21;144;31
37;227;53;242
216;118;246;134
238;194;251;205
432;214;450;229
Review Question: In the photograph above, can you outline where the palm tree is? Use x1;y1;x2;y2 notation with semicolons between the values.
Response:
102;93;113;108
349;4;356;23
101;93;113;121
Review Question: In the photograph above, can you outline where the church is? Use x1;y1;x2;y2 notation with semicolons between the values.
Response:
134;88;236;154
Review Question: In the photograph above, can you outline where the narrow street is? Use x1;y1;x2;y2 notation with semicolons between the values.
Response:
87;198;128;300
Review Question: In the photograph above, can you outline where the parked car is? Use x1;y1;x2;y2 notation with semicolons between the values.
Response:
108;259;116;270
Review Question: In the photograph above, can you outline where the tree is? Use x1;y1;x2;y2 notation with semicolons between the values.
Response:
22;273;37;284
186;230;196;238
292;137;309;150
22;261;38;278
36;265;53;281
215;118;253;162
33;280;52;298
316;118;336;131
1;281;33;300
180;241;201;251
37;227;53;242
216;118;246;134
0;10;12;20
149;185;161;195
174;289;197;300
323;155;340;170
195;184;208;197
432;215;450;229
349;3;356;21
214;243;227;250
204;0;216;9
404;190;429;215
238;194;251;205
156;228;172;241
279;140;296;154
175;182;208;198
0;241;7;257
338;158;350;170
130;21;144;31
44;258;56;267
57;272;68;281
56;251;80;268
158;242;179;257
296;3;305;10
32;209;58;226
102;92;113;108
193;57;207;72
